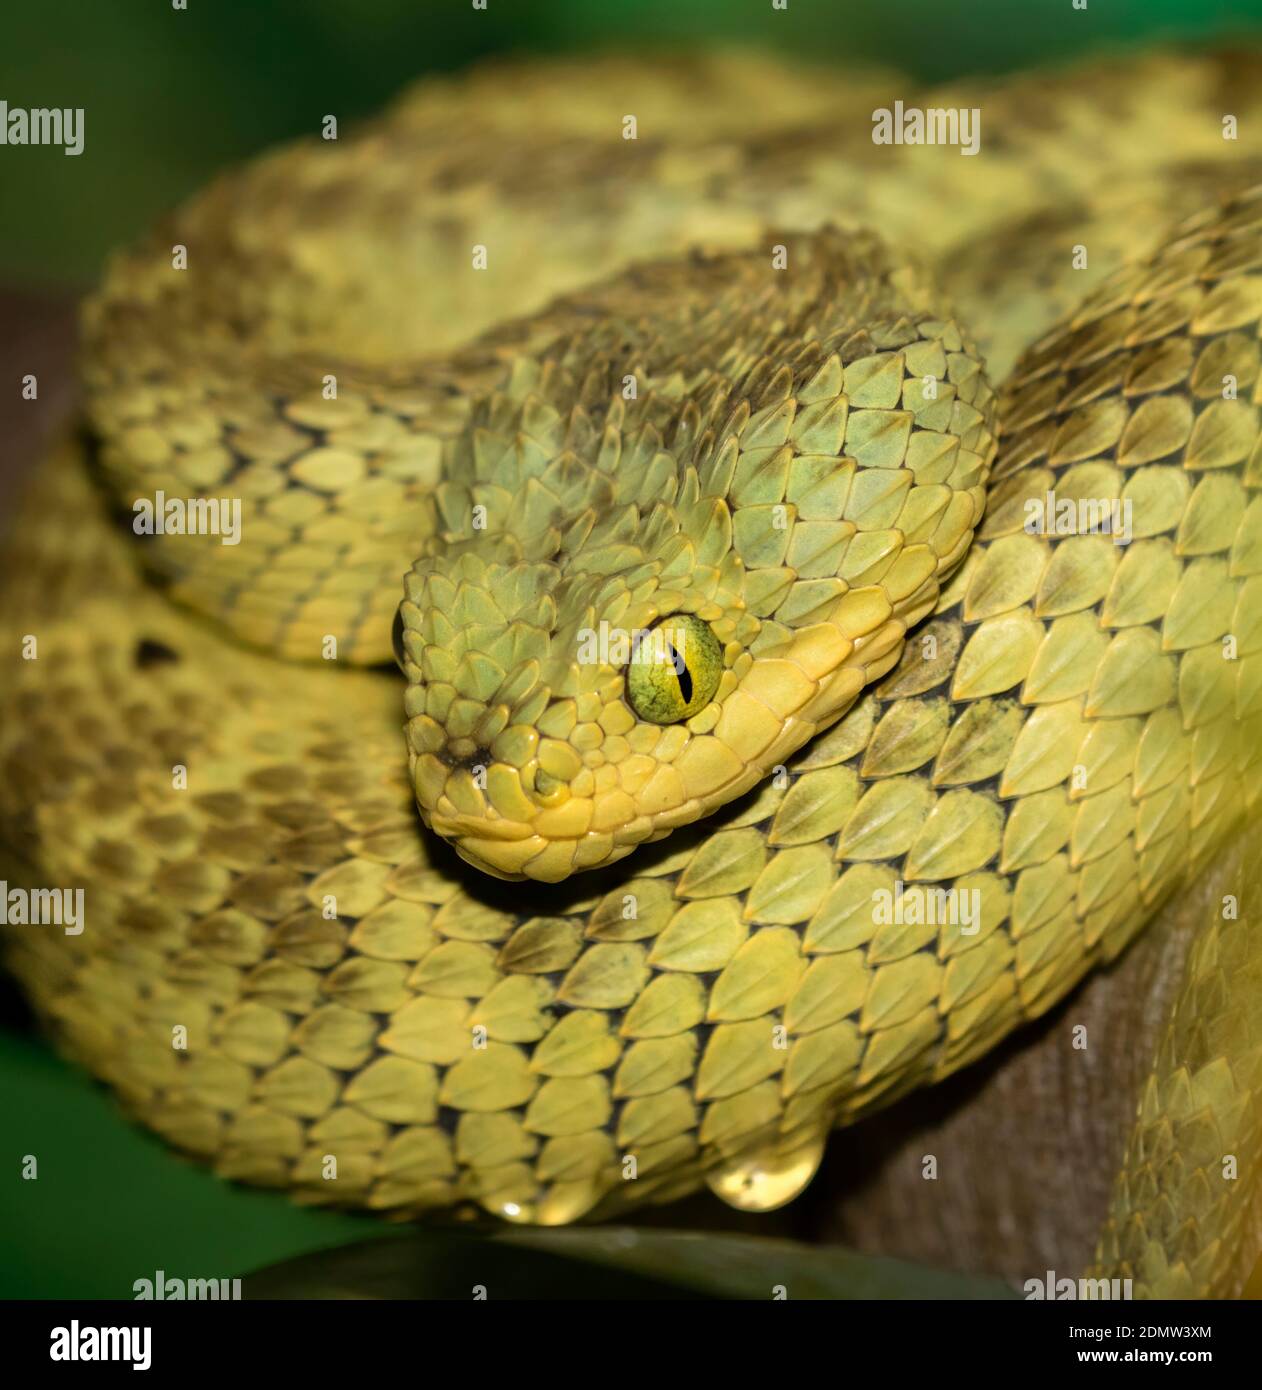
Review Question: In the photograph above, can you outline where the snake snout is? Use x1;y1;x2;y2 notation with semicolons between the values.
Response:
406;692;634;882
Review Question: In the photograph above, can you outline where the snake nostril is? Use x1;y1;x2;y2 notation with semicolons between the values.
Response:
525;767;570;809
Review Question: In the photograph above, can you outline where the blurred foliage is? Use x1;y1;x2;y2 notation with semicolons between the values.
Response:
0;1030;381;1299
1;0;1262;283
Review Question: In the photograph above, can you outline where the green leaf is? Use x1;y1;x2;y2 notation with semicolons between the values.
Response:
246;1228;1018;1300
0;1028;382;1299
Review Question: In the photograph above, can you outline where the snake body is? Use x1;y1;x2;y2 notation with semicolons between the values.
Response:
4;49;1262;1296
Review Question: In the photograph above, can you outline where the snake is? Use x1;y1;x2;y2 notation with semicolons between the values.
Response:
3;47;1262;1298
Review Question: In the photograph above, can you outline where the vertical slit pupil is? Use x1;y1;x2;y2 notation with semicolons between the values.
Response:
668;645;692;704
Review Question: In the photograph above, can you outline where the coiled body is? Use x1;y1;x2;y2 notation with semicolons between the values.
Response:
2;49;1262;1296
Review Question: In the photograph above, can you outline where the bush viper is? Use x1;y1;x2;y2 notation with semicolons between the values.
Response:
3;47;1262;1297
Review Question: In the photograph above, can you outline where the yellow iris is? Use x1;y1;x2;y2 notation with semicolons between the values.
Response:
624;614;724;724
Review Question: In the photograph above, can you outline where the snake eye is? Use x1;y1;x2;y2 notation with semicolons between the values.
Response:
624;614;724;724
392;606;408;673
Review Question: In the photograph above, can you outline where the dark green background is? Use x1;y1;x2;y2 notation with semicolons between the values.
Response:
3;0;1262;285
3;0;1261;1299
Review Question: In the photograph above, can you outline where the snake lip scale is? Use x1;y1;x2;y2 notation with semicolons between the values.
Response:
2;47;1262;1298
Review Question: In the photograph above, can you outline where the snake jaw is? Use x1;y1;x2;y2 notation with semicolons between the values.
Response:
402;592;929;881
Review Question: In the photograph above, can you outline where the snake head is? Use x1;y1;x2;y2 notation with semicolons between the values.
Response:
397;233;994;882
398;429;986;883
397;529;889;883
